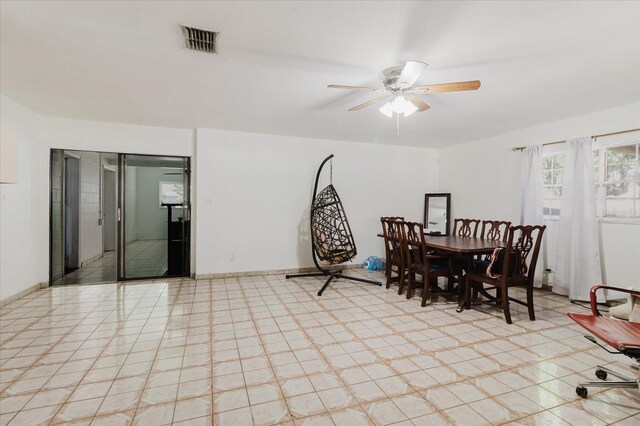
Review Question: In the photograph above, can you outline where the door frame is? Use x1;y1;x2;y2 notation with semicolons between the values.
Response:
102;165;117;255
63;154;81;271
116;153;192;281
49;149;192;285
49;149;65;284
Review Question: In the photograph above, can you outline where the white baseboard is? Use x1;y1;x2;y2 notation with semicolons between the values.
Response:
195;264;360;280
0;282;48;307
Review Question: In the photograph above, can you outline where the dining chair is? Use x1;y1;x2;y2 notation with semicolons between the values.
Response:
472;220;512;300
452;218;481;237
403;221;456;307
464;224;546;324
380;217;405;293
480;220;512;241
449;218;482;281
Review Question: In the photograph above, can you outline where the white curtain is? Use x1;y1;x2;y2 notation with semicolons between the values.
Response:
520;145;544;287
553;137;603;301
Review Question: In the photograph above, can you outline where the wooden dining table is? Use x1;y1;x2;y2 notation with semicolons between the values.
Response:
378;232;502;311
422;235;502;311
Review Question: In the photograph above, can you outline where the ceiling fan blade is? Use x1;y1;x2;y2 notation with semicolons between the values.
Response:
407;95;430;112
348;96;386;111
415;80;481;93
327;84;378;91
397;61;428;88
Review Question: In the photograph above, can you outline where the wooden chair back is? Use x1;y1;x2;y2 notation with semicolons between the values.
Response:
402;222;424;265
503;225;546;283
380;217;404;263
480;220;512;242
452;218;481;238
402;221;429;269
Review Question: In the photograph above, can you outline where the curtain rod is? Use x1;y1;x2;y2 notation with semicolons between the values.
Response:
512;127;640;152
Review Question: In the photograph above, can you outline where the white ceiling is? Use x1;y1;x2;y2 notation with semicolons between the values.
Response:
1;1;639;148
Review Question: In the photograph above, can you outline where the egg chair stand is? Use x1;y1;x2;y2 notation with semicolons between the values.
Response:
285;154;382;296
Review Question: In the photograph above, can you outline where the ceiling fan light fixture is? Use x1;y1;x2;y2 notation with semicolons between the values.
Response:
379;95;417;118
330;61;480;116
395;96;418;117
379;101;394;117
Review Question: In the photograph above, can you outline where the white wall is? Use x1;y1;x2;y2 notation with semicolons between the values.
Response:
2;91;637;302
439;101;640;290
0;96;46;300
195;129;439;276
0;94;195;301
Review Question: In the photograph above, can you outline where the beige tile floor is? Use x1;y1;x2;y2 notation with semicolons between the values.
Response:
1;270;638;425
53;240;168;285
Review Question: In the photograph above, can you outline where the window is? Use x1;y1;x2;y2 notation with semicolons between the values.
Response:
598;143;639;218
542;141;640;219
159;181;184;206
542;152;564;216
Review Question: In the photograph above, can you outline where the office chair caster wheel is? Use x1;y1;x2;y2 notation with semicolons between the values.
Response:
595;369;607;380
576;386;588;398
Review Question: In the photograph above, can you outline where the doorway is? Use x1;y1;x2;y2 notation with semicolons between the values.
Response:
117;154;190;280
49;149;191;285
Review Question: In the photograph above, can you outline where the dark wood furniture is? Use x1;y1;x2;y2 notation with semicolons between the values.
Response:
380;217;406;293
403;222;456;307
422;235;502;311
473;220;512;299
464;225;546;324
423;193;451;235
480;220;512;242
452;218;481;238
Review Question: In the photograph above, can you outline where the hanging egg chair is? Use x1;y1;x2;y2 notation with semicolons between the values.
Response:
286;154;382;295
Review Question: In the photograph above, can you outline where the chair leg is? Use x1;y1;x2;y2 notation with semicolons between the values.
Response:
385;263;392;289
398;265;406;295
421;276;430;307
595;365;636;382
526;285;535;321
472;284;479;302
466;279;477;309
502;286;512;324
463;274;470;310
406;270;414;299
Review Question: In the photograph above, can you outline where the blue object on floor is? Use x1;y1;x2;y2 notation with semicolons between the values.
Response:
362;256;385;270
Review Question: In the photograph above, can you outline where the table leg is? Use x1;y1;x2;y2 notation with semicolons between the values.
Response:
455;254;473;313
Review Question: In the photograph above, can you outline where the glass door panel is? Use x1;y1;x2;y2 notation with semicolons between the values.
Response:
117;154;190;280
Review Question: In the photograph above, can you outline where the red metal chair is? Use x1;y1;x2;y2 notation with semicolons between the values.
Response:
567;285;640;398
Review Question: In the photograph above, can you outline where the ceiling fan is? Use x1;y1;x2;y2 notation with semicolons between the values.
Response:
327;61;481;118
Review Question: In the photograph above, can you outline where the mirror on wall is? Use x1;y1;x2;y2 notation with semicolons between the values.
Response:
424;193;451;235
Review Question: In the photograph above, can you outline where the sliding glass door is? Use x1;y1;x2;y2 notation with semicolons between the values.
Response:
117;154;190;280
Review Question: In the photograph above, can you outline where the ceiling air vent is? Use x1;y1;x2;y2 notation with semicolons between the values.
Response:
181;25;218;54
